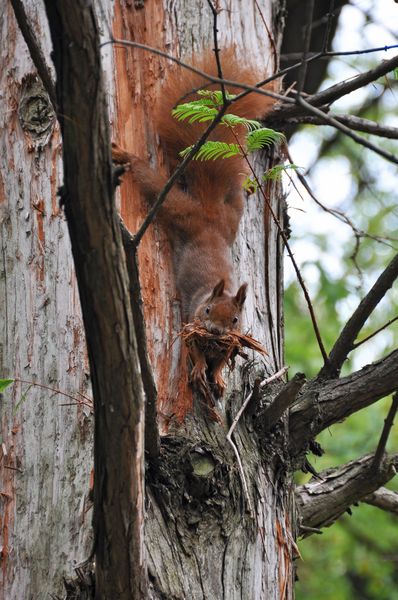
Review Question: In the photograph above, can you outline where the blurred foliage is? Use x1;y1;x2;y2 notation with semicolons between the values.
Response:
284;2;398;598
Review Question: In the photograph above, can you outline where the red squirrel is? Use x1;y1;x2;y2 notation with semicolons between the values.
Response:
113;49;275;397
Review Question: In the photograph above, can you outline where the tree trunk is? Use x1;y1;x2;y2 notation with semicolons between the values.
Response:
111;2;292;598
0;2;93;597
1;1;292;598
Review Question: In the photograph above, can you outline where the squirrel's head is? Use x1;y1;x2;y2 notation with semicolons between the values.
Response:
197;279;247;334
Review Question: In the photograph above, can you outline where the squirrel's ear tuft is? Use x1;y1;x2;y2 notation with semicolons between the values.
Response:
235;283;248;309
209;279;225;301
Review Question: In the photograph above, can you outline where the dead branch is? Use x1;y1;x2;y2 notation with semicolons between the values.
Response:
261;372;306;432
364;487;398;516
372;392;398;471
119;219;160;461
10;0;57;109
284;114;398;139
290;349;398;454
318;253;398;379
296;453;398;536
270;53;398;121
297;95;398;165
226;367;288;515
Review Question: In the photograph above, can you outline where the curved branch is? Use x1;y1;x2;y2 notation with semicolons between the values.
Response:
290;349;398;454
270;54;398;121
261;372;306;432
284;114;398;139
296;96;398;165
296;453;398;536
318;253;398;379
364;487;398;516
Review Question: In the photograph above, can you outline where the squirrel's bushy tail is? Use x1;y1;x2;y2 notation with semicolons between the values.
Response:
154;49;276;200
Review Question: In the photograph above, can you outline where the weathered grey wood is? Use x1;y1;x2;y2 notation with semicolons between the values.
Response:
2;1;293;598
296;454;398;535
0;3;93;598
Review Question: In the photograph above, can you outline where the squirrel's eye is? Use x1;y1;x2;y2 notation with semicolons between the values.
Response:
232;316;238;324
205;306;210;315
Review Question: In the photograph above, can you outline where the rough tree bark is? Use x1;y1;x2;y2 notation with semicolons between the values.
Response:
1;1;398;599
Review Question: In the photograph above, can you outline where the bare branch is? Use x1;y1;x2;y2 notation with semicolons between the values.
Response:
108;38;288;104
372;392;398;471
290;349;398;454
261;372;306;432
284;113;398;139
296;453;398;536
364;487;398;516
226;367;288;514
353;315;398;349
296;95;398;165
131;106;230;247
281;43;398;61
236;143;329;364
270;54;398;120
119;219;160;462
10;0;57;109
296;0;314;96
318;253;398;379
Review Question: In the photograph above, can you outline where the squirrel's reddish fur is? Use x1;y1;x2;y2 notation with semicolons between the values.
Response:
113;49;275;398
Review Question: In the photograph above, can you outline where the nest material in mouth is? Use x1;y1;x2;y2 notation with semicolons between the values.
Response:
180;321;268;368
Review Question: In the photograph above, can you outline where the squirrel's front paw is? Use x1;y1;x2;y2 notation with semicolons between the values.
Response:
212;371;226;398
190;362;207;388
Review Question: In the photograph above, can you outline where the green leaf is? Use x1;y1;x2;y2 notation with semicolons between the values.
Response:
221;114;262;130
171;103;218;124
179;141;242;161
14;384;32;415
0;378;14;392
263;163;301;181
246;127;285;152
197;89;237;103
242;176;259;193
394;67;398;80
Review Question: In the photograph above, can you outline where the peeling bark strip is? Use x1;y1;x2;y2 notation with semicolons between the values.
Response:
43;2;146;598
296;453;398;535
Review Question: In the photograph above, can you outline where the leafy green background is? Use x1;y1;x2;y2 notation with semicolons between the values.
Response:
284;3;398;597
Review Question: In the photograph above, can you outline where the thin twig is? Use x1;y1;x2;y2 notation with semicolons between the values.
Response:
12;377;93;406
318;253;398;379
132;105;230;247
206;0;227;104
253;0;278;73
353;315;398;350
285;149;398;252
271;53;398;121
107;37;288;104
236;138;329;364
281;43;398;61
226;367;288;514
10;0;57;109
372;392;398;472
285;113;398;139
321;0;335;54
296;0;314;96
296;96;398;166
119;218;160;460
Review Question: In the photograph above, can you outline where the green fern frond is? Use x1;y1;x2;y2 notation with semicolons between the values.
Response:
262;164;301;181
221;114;262;130
197;89;237;104
246;128;285;152
179;141;242;161
242;176;259;193
172;103;218;123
